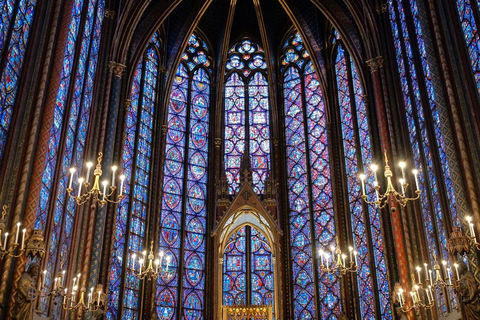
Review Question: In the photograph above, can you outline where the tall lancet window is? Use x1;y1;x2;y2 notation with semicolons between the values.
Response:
156;32;211;320
281;31;340;319
0;0;39;161
388;0;459;313
456;0;480;92
334;38;391;319
224;39;271;194
107;33;161;320
32;0;105;316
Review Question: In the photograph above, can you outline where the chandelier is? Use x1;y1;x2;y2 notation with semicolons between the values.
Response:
66;152;125;207
0;205;45;260
359;152;421;208
318;245;358;276
131;241;174;281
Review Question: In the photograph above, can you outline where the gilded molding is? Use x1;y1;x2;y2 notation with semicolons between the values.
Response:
376;3;387;14
124;98;132;109
108;61;126;78
104;9;115;19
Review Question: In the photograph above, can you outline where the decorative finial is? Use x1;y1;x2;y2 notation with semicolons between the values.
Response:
97;152;103;165
384;150;389;167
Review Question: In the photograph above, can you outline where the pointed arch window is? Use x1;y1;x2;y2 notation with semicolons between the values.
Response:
222;226;274;313
31;0;105;316
156;32;211;320
334;41;391;319
224;39;270;194
388;0;460;313
281;32;340;319
107;33;161;320
0;0;39;161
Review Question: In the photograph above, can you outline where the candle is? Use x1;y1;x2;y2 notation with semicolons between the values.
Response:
429;270;433;283
442;260;448;281
325;254;330;270
111;166;117;187
375;189;380;202
359;174;366;196
69;168;76;189
447;267;452;285
353;251;358;266
98;291;102;306
21;229;26;250
416;266;422;284
139;259;144;274
102;180;108;200
412;169;419;191
120;175;125;196
73;277;77;288
470;223;477;243
426;288;431;304
410;291;416;303
319;249;324;266
3;232;7;249
371;164;378;184
85;162;93;183
397;290;403;307
399;179;405;194
15;222;20;244
63;288;67;304
53;277;58;290
77;178;84;197
42;270;47;288
424;263;429;280
342;254;346;267
88;292;92;306
454;263;460;279
414;285;420;301
428;286;433;303
399;162;406;180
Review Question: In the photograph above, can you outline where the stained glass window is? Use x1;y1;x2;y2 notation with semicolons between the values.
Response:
282;31;340;319
107;32;161;320
335;43;391;319
388;0;459;313
156;32;211;320
456;0;480;93
0;0;39;161
222;226;275;316
224;39;270;194
31;0;105;316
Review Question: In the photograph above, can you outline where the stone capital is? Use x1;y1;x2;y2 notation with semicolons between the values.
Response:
366;56;384;73
109;61;126;78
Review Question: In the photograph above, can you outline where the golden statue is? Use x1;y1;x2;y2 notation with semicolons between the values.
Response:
13;263;40;320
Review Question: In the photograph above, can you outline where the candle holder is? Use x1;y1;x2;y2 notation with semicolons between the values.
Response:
62;285;106;313
0;206;38;259
359;152;421;209
66;153;125;208
318;245;358;276
394;280;435;314
464;216;480;251
133;241;174;281
35;270;68;301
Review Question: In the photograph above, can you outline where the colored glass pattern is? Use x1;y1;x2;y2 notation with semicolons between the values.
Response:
224;39;270;194
223;227;247;305
282;31;340;319
250;227;274;314
456;0;480;93
157;32;210;320
0;0;38;162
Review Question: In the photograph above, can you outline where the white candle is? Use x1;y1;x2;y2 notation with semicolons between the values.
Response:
442;260;448;281
85;162;93;183
21;229;26;250
155;259;159;273
399;162;406;180
412;169;419;191
426;288;431;304
410;291;416;303
454;263;460;279
353;251;358;266
397;291;403;307
120;175;125;196
139;259;144;274
15;222;20;244
73;277;77;288
69;168;76;189
98;291;102;306
371;164;378;184
63;288;67;304
325;254;330;270
61;270;66;287
319;249;324;266
424;263;429;280
447;267;452;285
53;277;57;290
469;223;477;242
111;166;117;187
399;179;405;194
429;270;433;283
359;174;366;196
102;180;108;200
3;232;7;249
42;270;47;288
77;178;84;197
416;266;422;284
342;254;346;267
88;292;92;306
